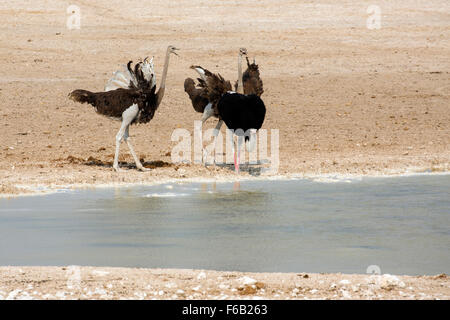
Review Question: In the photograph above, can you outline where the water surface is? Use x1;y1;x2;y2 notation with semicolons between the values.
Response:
0;175;449;275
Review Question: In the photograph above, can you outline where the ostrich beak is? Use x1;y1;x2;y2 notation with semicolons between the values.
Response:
172;47;180;56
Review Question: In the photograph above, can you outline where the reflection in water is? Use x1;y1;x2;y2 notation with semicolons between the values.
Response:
201;182;218;193
0;175;449;275
97;191;165;213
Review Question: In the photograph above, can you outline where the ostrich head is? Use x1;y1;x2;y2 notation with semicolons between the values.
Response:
168;45;180;56
239;48;248;57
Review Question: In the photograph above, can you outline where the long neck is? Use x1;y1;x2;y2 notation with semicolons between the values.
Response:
156;48;171;106
237;54;244;94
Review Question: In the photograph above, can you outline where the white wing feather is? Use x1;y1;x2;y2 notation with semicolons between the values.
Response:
104;58;156;91
141;57;156;88
193;67;207;81
105;65;137;91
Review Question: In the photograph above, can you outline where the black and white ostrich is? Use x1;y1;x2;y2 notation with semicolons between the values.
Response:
184;48;265;172
69;45;179;171
217;92;266;172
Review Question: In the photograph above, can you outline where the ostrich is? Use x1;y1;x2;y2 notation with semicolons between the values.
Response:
184;49;265;171
217;92;266;172
211;48;266;172
184;48;250;122
69;45;179;172
228;50;265;171
183;64;232;163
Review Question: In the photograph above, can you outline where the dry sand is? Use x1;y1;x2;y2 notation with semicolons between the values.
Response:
0;266;448;300
0;0;449;196
0;0;449;299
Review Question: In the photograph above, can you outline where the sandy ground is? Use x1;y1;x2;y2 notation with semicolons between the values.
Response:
0;0;449;300
0;266;449;300
0;0;449;195
1;266;450;300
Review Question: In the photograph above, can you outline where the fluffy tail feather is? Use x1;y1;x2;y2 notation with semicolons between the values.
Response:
69;89;96;106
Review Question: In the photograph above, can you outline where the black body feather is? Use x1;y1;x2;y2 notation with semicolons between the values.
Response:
217;93;266;141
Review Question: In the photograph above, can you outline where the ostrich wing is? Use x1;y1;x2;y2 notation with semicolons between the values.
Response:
105;60;156;92
105;63;137;91
190;66;231;102
187;65;231;115
190;65;213;82
206;72;232;107
235;57;264;96
184;78;209;113
140;57;156;89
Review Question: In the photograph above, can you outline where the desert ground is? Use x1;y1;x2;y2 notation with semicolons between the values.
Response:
0;0;449;299
0;267;448;300
0;0;449;195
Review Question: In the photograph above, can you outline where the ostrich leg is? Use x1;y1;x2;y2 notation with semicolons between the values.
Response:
201;102;214;164
203;119;223;165
229;133;238;173
235;135;243;173
124;126;150;171
246;129;257;152
113;104;139;172
113;123;126;172
211;120;223;164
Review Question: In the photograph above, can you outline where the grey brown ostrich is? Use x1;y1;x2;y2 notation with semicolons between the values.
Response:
69;45;179;172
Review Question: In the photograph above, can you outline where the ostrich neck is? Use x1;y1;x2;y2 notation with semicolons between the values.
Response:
156;48;171;106
237;54;244;94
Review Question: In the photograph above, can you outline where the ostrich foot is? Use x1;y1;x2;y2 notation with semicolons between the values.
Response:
113;165;125;172
136;165;151;172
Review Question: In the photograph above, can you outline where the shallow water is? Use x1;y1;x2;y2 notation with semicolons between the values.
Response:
0;175;449;275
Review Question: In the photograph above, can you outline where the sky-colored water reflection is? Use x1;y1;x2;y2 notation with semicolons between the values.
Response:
0;175;449;275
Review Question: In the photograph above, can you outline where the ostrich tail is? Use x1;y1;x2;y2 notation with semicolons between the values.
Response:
69;89;96;106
